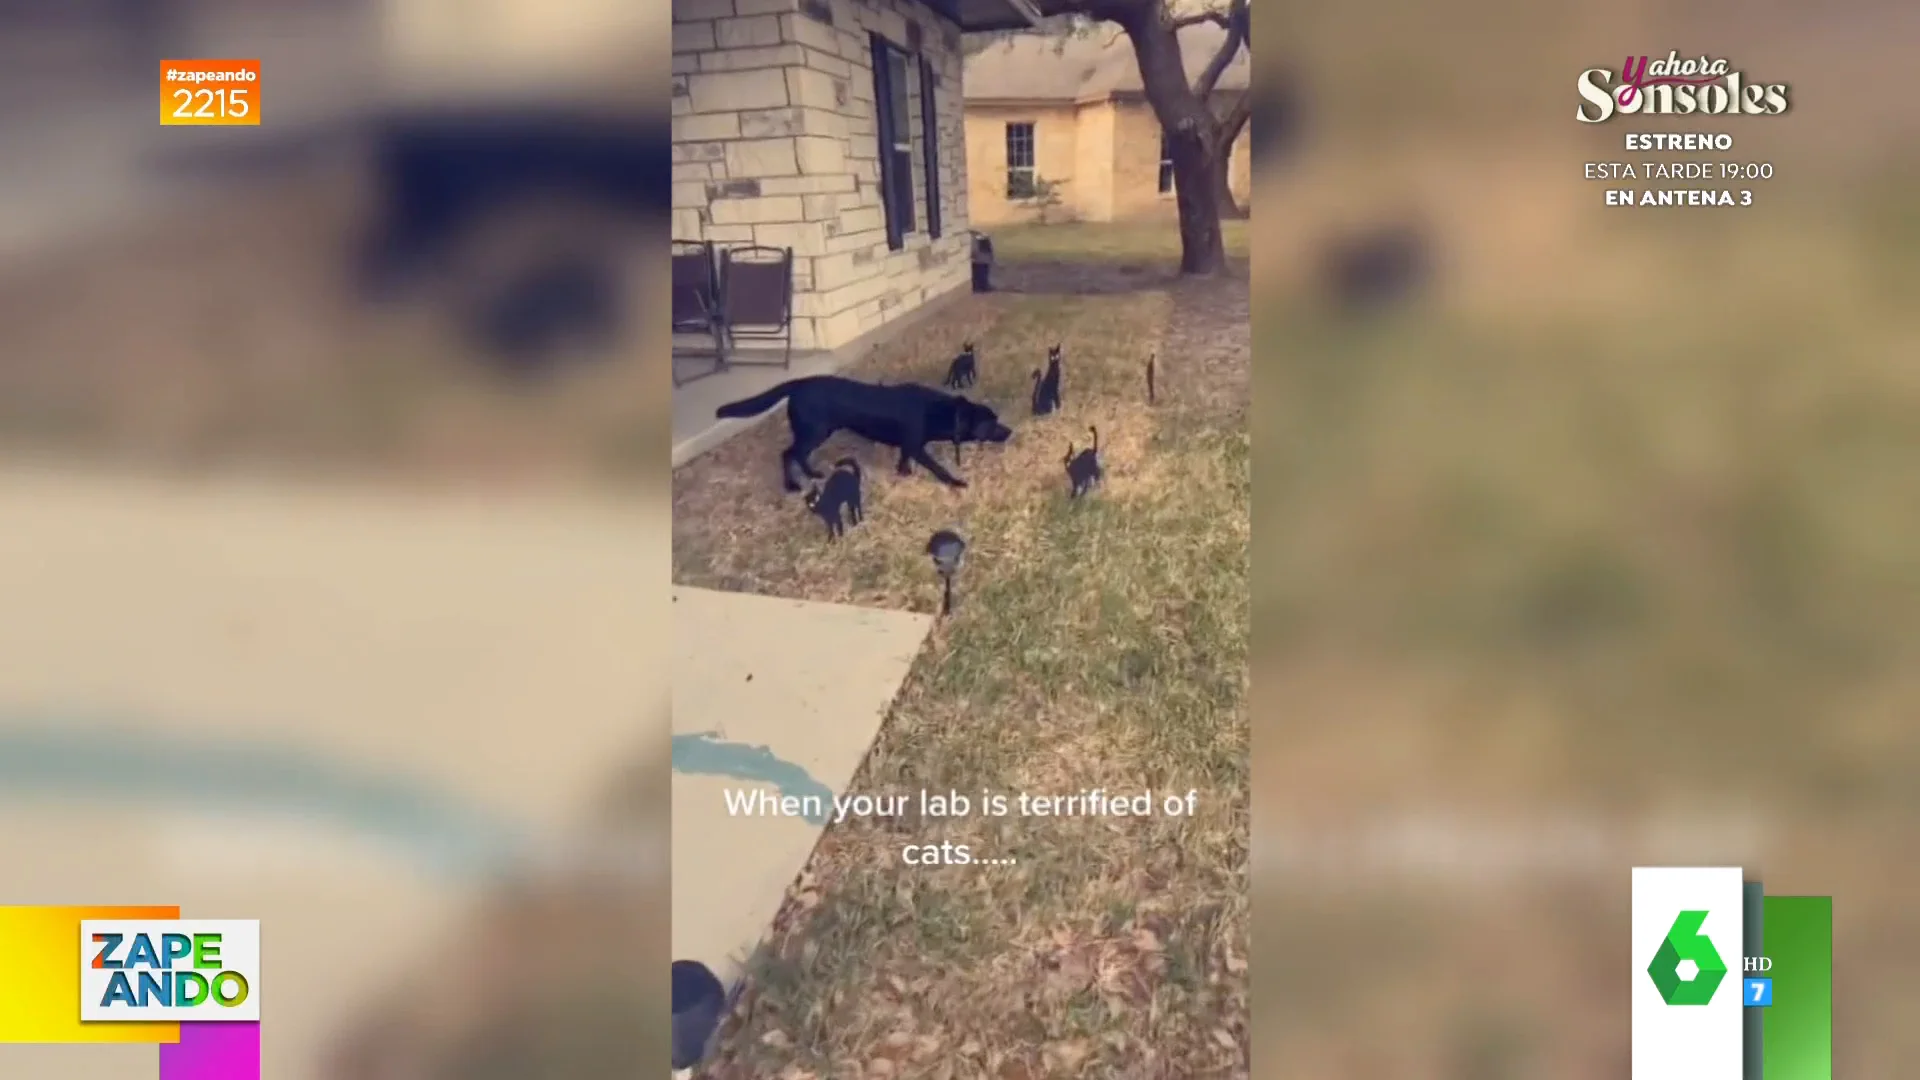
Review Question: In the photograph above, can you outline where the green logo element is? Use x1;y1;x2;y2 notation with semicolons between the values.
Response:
1648;910;1728;1005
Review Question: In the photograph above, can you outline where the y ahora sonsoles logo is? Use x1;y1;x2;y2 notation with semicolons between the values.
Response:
1648;910;1728;1005
1577;53;1790;122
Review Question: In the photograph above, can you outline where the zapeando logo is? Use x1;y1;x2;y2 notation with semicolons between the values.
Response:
1647;910;1729;1005
1577;53;1790;123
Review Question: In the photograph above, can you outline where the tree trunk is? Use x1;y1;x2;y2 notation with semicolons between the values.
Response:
1168;129;1226;274
1118;8;1229;276
1212;98;1250;220
1212;142;1245;219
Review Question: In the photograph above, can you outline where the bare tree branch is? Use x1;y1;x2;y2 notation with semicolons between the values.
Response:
1170;11;1229;30
1190;0;1247;100
1218;91;1250;145
979;0;1239;273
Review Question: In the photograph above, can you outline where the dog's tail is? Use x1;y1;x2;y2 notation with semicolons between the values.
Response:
1088;425;1098;452
715;380;803;419
1146;354;1156;404
833;457;861;477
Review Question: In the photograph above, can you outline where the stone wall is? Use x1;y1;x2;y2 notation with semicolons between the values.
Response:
671;0;972;352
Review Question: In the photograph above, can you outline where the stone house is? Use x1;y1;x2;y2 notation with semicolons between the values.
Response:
962;24;1250;225
671;0;1040;353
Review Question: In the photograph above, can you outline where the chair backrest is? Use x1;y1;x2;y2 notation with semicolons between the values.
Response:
719;245;792;329
671;241;716;323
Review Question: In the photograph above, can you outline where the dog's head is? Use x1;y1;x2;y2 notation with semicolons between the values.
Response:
1046;344;1062;364
803;483;822;508
957;399;1012;444
961;341;974;355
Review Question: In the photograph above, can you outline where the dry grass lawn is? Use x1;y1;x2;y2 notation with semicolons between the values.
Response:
673;252;1250;1076
985;219;1251;265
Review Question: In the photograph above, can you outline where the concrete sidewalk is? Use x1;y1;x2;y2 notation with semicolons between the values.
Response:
0;466;665;1080
670;586;932;1004
671;344;850;468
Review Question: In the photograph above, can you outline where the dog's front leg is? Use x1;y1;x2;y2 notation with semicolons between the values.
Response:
912;445;967;488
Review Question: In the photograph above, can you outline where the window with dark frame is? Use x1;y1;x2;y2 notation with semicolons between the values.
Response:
1005;122;1035;198
870;33;916;249
1158;131;1176;194
920;56;941;239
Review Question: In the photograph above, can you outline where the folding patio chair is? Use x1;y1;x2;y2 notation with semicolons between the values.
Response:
716;245;794;370
672;239;725;385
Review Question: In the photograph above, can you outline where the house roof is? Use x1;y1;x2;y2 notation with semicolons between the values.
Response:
962;21;1248;103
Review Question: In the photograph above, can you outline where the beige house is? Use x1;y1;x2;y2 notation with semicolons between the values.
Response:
962;24;1251;225
672;0;1040;353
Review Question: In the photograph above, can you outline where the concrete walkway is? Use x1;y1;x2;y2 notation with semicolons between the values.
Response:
0;466;665;1080
670;587;932;1007
671;344;851;468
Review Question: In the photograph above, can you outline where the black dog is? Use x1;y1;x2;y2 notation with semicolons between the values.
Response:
1322;222;1431;311
1064;425;1103;497
465;250;622;375
715;376;1011;490
942;342;977;389
804;458;863;539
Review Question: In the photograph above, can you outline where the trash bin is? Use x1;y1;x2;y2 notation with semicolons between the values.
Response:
969;230;994;293
671;959;726;1070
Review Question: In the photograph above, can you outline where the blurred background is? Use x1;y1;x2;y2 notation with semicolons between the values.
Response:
5;0;1917;1074
0;0;673;1077
1254;0;1918;1075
